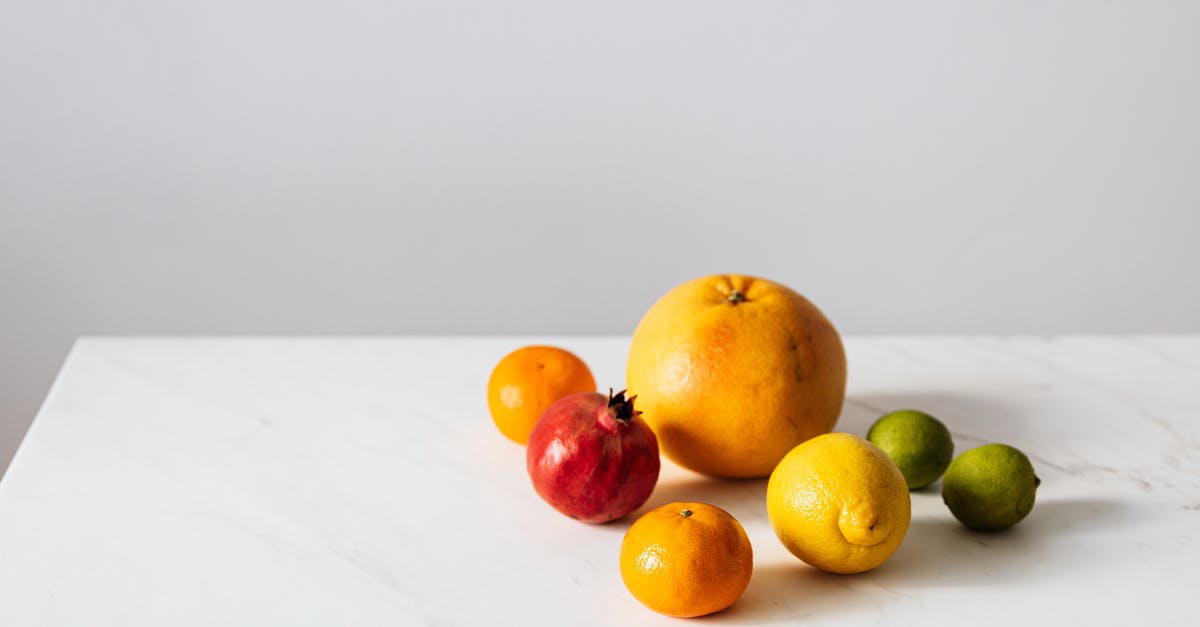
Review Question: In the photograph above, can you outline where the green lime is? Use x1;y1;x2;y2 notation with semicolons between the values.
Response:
866;409;954;490
942;443;1040;531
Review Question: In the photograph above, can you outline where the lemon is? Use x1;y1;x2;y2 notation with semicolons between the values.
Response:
942;443;1040;531
866;409;954;490
766;433;911;574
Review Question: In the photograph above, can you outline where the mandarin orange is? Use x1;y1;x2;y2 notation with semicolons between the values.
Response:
619;502;753;618
487;345;595;444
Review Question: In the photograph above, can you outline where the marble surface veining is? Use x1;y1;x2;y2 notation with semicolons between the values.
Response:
0;336;1197;625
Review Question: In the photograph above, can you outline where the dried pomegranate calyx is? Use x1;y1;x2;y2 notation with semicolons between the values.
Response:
607;388;642;423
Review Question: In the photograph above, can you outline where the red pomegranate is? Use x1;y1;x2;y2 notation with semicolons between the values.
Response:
526;390;660;523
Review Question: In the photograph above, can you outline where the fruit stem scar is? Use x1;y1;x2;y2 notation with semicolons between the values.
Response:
680;508;693;518
727;290;746;305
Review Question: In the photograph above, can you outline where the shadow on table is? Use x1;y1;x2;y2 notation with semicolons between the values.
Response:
711;561;859;623
599;475;770;534
840;391;1027;443
883;497;1131;578
710;496;1136;624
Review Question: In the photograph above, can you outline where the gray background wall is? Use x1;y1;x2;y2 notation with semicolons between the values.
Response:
2;1;1198;475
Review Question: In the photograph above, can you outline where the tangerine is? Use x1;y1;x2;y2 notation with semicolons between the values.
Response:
487;345;595;444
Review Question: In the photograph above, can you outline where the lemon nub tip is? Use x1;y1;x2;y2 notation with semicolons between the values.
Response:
838;511;887;547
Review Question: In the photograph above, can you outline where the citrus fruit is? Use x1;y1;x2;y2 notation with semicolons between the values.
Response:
486;346;595;444
626;274;847;478
866;409;954;490
619;502;753;617
766;433;911;574
942;443;1040;531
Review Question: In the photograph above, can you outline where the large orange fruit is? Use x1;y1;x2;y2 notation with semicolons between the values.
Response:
487;345;596;444
626;274;846;478
619;502;753;617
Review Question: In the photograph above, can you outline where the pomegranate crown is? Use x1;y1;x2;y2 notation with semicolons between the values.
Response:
607;388;642;423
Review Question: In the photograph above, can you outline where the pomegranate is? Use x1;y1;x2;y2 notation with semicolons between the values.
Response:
526;390;660;523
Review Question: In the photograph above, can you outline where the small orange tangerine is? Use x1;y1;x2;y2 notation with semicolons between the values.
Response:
487;345;596;444
619;502;753;618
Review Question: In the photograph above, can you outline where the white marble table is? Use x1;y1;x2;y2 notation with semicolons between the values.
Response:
0;336;1197;625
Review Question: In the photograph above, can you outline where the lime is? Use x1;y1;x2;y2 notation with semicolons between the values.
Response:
866;409;954;490
942;443;1040;531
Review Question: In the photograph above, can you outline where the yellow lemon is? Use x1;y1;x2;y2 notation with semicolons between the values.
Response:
766;433;911;574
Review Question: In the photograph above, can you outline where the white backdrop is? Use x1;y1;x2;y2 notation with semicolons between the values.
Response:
2;0;1198;474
